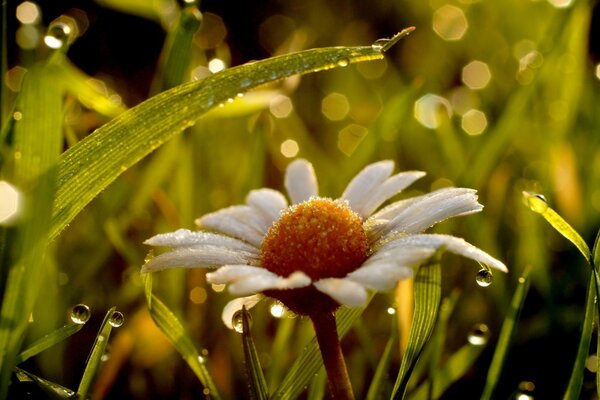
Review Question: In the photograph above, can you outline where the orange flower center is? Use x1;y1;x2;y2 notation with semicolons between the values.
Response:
261;198;369;281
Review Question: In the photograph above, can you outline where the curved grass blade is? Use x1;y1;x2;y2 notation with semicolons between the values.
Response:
76;307;116;398
563;274;596;400
271;297;372;400
0;63;63;398
392;260;442;400
143;274;222;399
15;323;84;364
480;270;531;400
14;367;75;399
366;321;398;400
307;369;327;400
48;28;415;241
241;307;269;400
267;316;295;391
408;343;485;400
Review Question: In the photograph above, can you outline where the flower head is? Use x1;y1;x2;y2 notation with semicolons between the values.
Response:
143;159;507;327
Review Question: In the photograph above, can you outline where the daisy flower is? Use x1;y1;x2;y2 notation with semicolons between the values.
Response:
142;159;507;398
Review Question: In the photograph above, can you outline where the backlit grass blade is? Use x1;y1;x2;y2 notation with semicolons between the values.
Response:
563;274;596;400
0;63;63;398
143;273;222;399
16;323;84;364
271;298;372;400
267;316;295;391
14;367;75;399
480;270;530;400
241;307;269;400
408;343;485;400
593;228;600;270
366;322;398;400
76;307;116;398
48;28;414;241
306;369;327;400
392;260;442;400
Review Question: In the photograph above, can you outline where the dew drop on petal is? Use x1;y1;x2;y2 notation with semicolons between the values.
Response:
70;304;91;324
475;268;493;287
467;323;489;345
108;311;124;327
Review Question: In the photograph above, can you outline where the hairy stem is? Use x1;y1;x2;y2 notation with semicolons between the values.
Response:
310;311;355;399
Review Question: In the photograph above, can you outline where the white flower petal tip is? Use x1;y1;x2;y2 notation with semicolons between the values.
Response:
207;266;311;296
285;159;318;204
195;206;265;247
342;161;394;212
222;295;263;329
246;189;288;225
347;263;414;290
314;278;368;307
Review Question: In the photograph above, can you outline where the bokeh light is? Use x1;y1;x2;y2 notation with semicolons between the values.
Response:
433;5;468;41
16;1;41;24
461;109;488;135
462;60;491;90
338;124;368;156
321;92;350;121
208;58;226;73
269;94;293;118
414;94;452;129
547;0;573;8
280;139;299;158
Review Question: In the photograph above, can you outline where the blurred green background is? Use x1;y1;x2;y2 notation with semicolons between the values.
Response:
3;0;600;398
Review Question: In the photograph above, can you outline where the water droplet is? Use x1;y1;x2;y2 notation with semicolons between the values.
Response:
371;38;389;51
227;98;234;103
524;192;548;213
386;307;396;315
97;335;106;342
476;268;493;287
70;304;91;324
101;353;110;362
236;92;244;98
518;276;526;284
270;301;285;318
516;381;535;399
467;323;489;346
241;78;251;88
44;21;72;49
144;250;155;264
232;310;251;333
198;355;206;364
108;311;124;327
337;58;349;67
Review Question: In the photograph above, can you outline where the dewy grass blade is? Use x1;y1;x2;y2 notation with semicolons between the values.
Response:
271;298;371;400
563;274;596;400
480;270;531;400
0;63;63;397
366;321;398;400
15;323;84;364
408;343;485;400
241;307;269;400
76;307;117;398
392;260;442;400
15;367;75;399
142;274;222;399
48;28;414;241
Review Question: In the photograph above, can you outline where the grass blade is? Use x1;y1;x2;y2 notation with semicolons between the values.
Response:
480;270;531;400
392;260;442;399
143;273;222;399
16;323;84;364
241;307;269;400
271;299;372;399
14;367;75;399
76;307;117;398
366;322;398;400
0;62;63;397
48;29;414;241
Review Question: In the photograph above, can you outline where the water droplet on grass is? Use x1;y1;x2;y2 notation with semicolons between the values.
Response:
516;381;535;399
337;58;349;67
467;323;489;345
108;311;124;327
232;310;251;333
70;304;90;324
44;21;72;49
524;192;548;213
371;38;389;51
476;268;493;287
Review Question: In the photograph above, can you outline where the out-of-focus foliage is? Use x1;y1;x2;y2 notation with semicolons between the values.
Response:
2;0;600;398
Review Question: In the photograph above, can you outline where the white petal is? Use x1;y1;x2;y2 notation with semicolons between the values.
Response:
341;161;394;213
196;206;265;247
356;171;426;218
383;234;508;272
207;266;311;295
246;189;288;227
141;246;256;272
285;159;318;204
313;278;368;307
383;188;483;235
144;228;258;254
221;294;263;329
347;263;413;290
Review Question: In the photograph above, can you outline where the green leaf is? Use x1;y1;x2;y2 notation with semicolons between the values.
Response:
480;270;531;400
523;192;591;264
366;322;398;400
306;369;327;400
271;298;372;399
76;307;117;398
563;273;596;400
593;228;600;271
392;260;442;399
48;28;414;241
0;62;63;397
14;367;75;400
241;307;269;400
16;323;84;364
143;274;222;399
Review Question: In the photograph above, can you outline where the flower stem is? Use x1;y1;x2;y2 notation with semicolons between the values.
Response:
310;312;355;400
